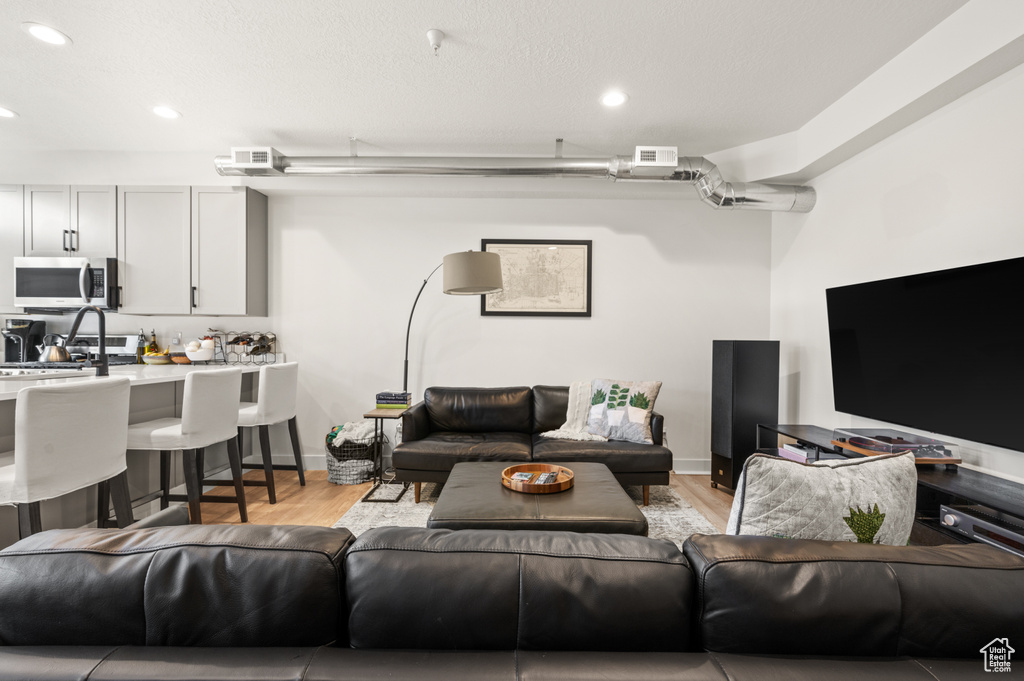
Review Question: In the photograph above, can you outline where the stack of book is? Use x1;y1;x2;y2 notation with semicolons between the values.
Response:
778;443;818;463
777;443;844;463
376;391;411;409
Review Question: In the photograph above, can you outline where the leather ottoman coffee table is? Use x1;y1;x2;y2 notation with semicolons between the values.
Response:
427;461;648;535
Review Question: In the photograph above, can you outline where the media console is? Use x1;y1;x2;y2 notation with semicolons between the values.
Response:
756;424;1024;550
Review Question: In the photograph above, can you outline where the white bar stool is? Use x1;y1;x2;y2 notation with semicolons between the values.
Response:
229;362;304;504
0;377;133;538
123;367;245;525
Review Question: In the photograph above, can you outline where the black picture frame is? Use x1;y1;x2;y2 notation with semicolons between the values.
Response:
481;239;592;317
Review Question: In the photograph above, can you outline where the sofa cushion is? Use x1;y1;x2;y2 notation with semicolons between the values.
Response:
346;527;694;652
683;533;1024;658
532;385;570;433
0;525;353;647
305;649;518;681
392;432;532;471
532;435;673;472
726;452;917;545
587;379;663;444
425;386;532;433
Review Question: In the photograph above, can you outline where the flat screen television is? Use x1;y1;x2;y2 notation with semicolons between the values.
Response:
826;257;1024;452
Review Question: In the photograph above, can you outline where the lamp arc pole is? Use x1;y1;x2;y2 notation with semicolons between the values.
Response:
403;262;444;394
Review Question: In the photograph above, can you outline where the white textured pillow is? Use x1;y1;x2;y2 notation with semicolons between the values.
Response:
726;452;917;545
586;379;662;444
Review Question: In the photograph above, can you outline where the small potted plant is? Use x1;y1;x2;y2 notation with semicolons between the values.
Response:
627;391;650;423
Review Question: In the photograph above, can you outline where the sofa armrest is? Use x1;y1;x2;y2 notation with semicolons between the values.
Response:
401;402;430;443
650;411;665;446
125;505;190;529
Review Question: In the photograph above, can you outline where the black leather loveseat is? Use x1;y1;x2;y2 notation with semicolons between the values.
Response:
1;523;1021;680
393;386;673;503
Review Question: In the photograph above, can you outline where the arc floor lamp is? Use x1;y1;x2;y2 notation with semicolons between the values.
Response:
403;250;503;393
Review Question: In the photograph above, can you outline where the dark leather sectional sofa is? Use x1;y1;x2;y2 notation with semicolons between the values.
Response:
393;386;673;503
1;522;1021;680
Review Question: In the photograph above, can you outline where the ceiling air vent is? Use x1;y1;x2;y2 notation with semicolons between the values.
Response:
631;146;679;177
229;147;284;175
634;146;678;166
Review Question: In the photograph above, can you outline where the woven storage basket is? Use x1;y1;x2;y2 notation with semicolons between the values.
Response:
327;456;374;485
325;433;381;485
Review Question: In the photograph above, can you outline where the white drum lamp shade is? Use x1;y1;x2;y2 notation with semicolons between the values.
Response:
403;250;504;392
442;251;503;295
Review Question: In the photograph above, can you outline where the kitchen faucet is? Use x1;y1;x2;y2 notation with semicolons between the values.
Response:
65;305;108;377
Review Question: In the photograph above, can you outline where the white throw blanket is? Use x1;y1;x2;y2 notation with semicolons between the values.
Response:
540;381;608;441
331;419;376;445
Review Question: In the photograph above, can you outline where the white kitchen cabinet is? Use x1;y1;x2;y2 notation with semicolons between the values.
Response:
190;187;267;316
70;186;118;256
117;186;191;315
25;185;116;257
0;185;24;313
24;185;69;256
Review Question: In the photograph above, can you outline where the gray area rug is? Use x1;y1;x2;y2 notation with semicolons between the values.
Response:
333;482;720;545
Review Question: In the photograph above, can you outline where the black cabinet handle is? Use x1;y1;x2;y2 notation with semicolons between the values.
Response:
71;230;78;252
63;230;70;252
191;286;198;308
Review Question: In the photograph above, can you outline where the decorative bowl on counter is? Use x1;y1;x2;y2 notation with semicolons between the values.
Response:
170;352;191;364
184;348;215;362
142;354;172;365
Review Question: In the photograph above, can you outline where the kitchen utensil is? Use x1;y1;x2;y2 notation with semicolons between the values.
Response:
36;334;72;363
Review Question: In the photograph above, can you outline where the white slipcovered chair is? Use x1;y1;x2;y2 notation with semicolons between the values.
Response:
120;367;245;525
0;377;133;538
229;362;304;503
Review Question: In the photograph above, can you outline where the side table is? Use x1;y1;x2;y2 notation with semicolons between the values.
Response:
361;407;409;503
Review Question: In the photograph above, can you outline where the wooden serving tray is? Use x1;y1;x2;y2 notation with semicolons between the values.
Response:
831;440;962;465
501;464;574;494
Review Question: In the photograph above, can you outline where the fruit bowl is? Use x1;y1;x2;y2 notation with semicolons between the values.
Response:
185;347;215;362
142;354;172;365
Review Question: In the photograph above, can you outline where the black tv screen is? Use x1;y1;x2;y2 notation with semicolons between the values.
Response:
826;257;1024;452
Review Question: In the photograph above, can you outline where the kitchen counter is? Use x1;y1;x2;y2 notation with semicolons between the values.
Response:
0;362;263;549
0;363;260;400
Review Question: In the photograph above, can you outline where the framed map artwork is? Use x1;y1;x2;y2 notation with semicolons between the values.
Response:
480;239;592;317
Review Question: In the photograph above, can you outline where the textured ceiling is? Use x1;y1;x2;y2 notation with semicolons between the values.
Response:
0;0;966;157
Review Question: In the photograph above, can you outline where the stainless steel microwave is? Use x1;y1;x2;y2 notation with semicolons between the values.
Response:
13;257;119;310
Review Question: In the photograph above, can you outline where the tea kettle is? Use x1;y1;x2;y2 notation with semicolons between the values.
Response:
36;334;72;363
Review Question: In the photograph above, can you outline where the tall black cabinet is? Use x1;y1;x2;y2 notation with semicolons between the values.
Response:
711;340;780;490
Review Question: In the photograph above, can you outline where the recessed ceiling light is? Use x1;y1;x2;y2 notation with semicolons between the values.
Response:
0;106;18;118
601;90;628;107
21;22;72;45
152;106;182;119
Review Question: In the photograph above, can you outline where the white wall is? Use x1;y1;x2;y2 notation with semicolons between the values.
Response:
269;195;771;472
0;151;774;473
770;62;1024;482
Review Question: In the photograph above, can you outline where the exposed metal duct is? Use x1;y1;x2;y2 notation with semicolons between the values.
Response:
214;149;816;212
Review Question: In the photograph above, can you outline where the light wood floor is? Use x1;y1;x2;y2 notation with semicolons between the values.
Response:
201;470;735;532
